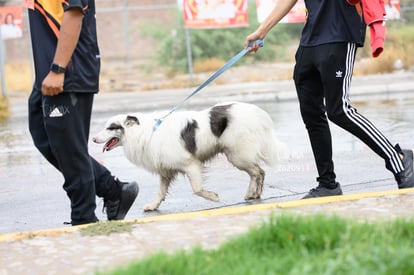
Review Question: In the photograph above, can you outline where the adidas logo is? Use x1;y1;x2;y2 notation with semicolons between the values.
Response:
335;70;343;78
49;107;63;117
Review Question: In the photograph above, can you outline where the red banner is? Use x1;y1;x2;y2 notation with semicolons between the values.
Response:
0;6;23;40
183;0;249;29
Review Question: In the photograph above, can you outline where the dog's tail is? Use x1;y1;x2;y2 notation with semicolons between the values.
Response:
262;130;289;167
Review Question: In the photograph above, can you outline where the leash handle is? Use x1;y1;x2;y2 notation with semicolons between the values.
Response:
153;39;264;132
247;39;264;49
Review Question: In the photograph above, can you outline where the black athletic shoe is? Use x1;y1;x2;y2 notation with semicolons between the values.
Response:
104;181;139;221
396;149;414;189
302;184;343;199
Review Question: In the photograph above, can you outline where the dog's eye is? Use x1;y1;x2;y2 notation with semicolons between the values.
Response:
107;123;123;131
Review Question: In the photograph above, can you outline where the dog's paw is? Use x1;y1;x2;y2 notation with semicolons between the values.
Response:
210;192;220;202
144;203;159;211
195;190;220;202
244;194;261;200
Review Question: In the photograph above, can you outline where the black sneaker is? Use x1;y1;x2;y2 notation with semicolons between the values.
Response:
302;184;343;199
104;181;139;220
396;149;414;189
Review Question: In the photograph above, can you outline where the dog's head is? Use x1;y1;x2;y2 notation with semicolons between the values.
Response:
93;114;139;152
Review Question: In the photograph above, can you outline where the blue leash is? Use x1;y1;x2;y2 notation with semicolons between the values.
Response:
153;39;264;131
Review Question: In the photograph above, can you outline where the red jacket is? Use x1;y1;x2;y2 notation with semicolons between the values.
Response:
347;0;386;57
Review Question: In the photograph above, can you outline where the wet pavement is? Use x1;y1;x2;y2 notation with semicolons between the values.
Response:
1;71;414;274
2;72;414;234
1;189;414;275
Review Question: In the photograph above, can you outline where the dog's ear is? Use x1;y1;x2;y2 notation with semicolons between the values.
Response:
125;115;139;127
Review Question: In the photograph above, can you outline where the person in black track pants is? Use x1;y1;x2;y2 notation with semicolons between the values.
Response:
27;0;139;225
244;0;414;198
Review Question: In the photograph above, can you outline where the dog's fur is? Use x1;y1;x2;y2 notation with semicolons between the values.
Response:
93;102;285;211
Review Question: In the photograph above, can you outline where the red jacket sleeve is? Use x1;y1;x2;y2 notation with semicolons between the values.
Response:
362;0;386;25
369;21;386;57
362;0;386;57
346;0;386;57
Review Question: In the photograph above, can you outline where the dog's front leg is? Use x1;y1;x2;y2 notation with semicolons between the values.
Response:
185;162;219;202
144;175;171;211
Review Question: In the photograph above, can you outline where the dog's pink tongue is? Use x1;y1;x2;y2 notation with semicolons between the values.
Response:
103;138;118;152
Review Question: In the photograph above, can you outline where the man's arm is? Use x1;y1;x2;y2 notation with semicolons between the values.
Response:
245;0;298;51
41;7;84;96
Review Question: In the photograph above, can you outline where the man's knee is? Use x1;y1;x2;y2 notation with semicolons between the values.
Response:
327;108;347;126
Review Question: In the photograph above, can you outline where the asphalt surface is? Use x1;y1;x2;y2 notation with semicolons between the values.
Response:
1;71;414;233
1;71;414;274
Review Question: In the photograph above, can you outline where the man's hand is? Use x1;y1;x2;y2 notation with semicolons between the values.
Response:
245;31;264;53
41;72;65;96
41;7;84;96
244;0;297;53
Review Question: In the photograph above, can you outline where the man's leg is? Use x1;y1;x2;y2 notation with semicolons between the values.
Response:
29;91;138;225
28;88;60;170
42;92;99;225
321;43;411;187
293;46;340;196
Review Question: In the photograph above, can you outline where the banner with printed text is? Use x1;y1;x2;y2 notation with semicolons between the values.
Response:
0;6;23;40
183;0;249;29
257;0;306;24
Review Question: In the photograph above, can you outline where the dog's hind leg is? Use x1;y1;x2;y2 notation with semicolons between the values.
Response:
184;161;219;202
224;151;265;200
241;165;265;200
225;152;265;200
144;175;172;211
228;161;265;200
243;165;265;200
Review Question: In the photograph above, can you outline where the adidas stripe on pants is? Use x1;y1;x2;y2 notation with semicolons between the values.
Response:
293;42;403;187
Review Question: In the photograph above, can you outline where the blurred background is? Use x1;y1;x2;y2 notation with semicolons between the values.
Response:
2;0;414;233
0;0;414;111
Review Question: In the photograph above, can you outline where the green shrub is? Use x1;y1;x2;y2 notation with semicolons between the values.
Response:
137;2;414;76
137;1;302;75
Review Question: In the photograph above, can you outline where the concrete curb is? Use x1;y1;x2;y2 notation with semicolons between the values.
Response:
1;187;413;243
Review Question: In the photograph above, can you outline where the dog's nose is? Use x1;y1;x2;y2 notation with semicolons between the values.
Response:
92;137;97;143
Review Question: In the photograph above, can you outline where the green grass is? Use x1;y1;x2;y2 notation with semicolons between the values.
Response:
79;221;134;237
99;214;414;275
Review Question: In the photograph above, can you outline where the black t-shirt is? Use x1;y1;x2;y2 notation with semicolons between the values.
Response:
300;0;366;47
29;0;100;93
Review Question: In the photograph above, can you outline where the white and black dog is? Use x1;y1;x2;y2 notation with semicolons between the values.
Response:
93;102;285;211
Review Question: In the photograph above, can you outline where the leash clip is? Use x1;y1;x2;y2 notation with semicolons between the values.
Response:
153;118;162;132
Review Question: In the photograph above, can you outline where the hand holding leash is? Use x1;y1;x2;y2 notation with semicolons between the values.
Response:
245;32;265;52
247;39;264;51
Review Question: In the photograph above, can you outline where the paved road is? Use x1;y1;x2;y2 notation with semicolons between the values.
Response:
1;71;414;234
1;189;414;275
